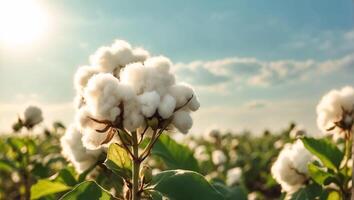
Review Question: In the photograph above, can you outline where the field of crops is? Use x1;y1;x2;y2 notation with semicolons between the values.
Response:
0;39;352;200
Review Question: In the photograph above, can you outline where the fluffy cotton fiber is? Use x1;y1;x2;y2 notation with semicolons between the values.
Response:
271;140;313;193
61;125;102;172
317;86;354;134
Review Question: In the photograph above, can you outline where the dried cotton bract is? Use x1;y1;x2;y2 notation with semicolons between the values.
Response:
71;40;200;150
271;140;314;194
317;86;354;136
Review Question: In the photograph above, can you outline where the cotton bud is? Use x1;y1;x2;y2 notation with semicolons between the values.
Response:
212;150;227;166
23;106;43;128
226;167;242;186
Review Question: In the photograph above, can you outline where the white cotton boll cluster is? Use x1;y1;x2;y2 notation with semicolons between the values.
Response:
70;39;200;149
24;106;43;128
61;125;102;173
89;40;149;74
317;86;354;134
271;140;313;193
212;150;227;166
226;167;242;186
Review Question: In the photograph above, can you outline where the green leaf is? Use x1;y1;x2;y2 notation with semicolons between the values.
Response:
31;180;71;200
104;143;131;178
153;170;224;200
308;163;337;186
0;159;16;172
54;168;78;187
301;137;343;171
289;183;322;200
212;183;247;200
59;181;113;200
150;134;199;171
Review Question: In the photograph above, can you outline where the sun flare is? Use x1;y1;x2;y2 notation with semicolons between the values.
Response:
0;0;49;46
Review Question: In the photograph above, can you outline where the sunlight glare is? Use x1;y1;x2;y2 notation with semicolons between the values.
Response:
0;0;49;46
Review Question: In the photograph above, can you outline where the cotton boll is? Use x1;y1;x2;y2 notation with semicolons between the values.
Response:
212;150;227;166
288;140;313;175
24;106;43;128
138;91;160;117
194;145;209;161
60;125;102;172
226;167;242;186
74;66;98;93
123;98;145;131
172;110;193;134
158;94;176;119
84;73;132;121
317;86;354;134
89;40;149;74
120;57;175;95
81;128;110;150
271;141;311;193
204;128;221;142
169;83;200;111
144;56;172;73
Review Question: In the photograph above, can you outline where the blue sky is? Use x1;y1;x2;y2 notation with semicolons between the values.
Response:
1;0;354;134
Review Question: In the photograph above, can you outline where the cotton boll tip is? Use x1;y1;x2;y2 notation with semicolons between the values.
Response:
158;94;176;119
172;110;193;134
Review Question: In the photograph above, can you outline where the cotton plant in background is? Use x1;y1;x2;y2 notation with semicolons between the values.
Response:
12;105;43;132
62;39;203;200
271;86;354;199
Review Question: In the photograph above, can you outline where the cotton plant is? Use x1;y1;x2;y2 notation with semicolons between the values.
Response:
271;140;314;195
47;40;245;200
12;105;43;132
271;86;354;199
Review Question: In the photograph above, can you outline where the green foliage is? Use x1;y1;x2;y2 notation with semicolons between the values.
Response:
31;180;71;200
152;170;224;200
59;181;113;200
301;137;343;171
307;163;338;186
104;143;132;178
151;134;200;171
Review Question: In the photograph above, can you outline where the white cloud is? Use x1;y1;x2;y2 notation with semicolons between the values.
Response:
174;53;354;90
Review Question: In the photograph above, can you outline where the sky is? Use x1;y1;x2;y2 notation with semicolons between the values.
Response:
1;0;354;135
